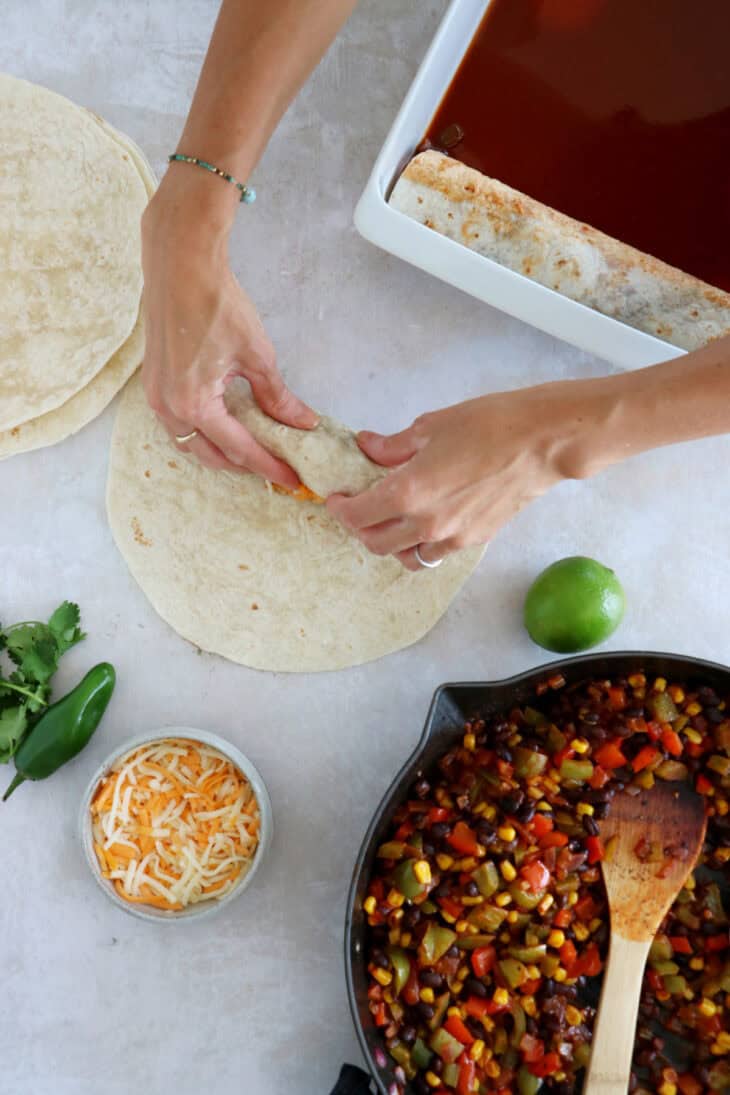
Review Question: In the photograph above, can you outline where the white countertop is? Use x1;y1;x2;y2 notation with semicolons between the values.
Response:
2;4;730;1094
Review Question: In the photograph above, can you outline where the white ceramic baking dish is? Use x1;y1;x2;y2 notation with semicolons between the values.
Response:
354;0;686;369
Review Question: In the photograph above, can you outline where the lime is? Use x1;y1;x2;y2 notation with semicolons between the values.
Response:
523;556;625;653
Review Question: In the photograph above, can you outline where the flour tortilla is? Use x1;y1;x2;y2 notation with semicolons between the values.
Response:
0;119;156;459
389;151;730;352
107;375;483;672
0;73;148;430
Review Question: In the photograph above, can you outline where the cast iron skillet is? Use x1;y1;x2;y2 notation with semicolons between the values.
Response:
328;650;730;1095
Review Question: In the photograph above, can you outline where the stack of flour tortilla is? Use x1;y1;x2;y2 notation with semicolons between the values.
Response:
0;73;154;459
107;376;484;672
389;150;730;352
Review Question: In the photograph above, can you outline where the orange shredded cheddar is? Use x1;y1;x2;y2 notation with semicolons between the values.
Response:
271;482;324;504
90;739;260;912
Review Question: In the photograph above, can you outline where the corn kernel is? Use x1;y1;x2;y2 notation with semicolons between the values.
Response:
473;802;487;816
447;1006;463;1018
388;929;400;946
689;957;704;971
485;1059;500;1079
464;732;476;751
576;802;594;817
715;847;730;864
451;982;463;997
522;996;537;1017
684;874;696;891
441;911;456;924
500;860;517;881
526;964;541;980
373;968;392;986
536;799;552;811
413;860;432;885
538;893;554;914
493;987;509;1007
573;923;590;942
629;673;646;688
657;990;670;1002
565;1005;583;1026
548;930;566;948
470;1039;485;1062
467;924;479;935
481;1016;495;1033
425;1071;441;1088
668;684;685;703
698;998;717;1017
684;726;702;744
419;987;435;1004
710;1032;730;1054
589;918;602;934
456;920;469;934
456;965;469;982
658;1084;677;1095
553;968;567;983
555;1074;567;1084
383;989;394;1004
399;932;411;948
459;857;478;872
654;677;667;692
484;804;497;821
685;701;702;716
507;910;520;924
495;892;512;907
716;798;728;816
570;738;590;754
363;896;376;915
498;825;517;842
462;895;484;906
436;853;454;871
386;889;405;908
567;891;578;907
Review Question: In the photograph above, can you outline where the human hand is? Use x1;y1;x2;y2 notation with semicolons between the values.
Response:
327;380;609;570
140;172;316;486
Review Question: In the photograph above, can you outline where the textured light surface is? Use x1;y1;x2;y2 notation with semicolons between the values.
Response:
2;3;730;1095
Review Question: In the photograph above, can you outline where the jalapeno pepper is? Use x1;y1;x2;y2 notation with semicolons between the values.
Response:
3;663;116;800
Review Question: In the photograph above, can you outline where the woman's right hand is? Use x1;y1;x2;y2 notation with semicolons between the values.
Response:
140;170;317;486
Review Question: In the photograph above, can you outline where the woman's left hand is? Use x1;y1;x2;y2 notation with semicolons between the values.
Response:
327;379;611;570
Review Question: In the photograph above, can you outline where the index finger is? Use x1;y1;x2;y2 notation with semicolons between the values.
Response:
199;401;300;488
327;472;404;531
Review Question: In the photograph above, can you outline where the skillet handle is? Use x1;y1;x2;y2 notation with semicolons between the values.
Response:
328;1064;374;1094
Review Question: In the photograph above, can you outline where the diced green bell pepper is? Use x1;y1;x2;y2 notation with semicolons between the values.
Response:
573;1042;591;1068
514;746;548;779
509;943;547;963
442;1063;460;1087
509;881;545;910
652;960;679;976
649;934;673;963
376;841;406;860
559;758;594;782
517;1065;543;1095
430;1026;464;1064
648;692;679;722
510;1002;527;1047
663;974;688;994
457;932;498;950
393;859;428;900
411;1037;432;1071
499;957;527;989
472;860;500;898
468;904;508;932
387;946;411;996
429;991;450;1031
419;922;457;966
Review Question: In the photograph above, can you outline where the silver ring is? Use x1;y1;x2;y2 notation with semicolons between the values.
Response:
174;428;199;444
414;544;443;569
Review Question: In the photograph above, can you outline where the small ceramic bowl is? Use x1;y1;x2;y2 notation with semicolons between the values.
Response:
79;727;273;923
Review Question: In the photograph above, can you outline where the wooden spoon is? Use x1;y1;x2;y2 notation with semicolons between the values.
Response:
584;781;707;1093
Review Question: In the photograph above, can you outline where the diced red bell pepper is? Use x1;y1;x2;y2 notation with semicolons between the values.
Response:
569;942;602;978
520;858;551;893
496;759;514;780
520;977;542;995
373;1002;387;1026
471;944;496;978
608;686;627;710
553;745;575;768
646;969;665;993
695;773;713;795
428;807;450;824
447;820;479;856
402;966;420;1006
560;940;577;968
475;748;494;767
553;908;573;929
367;983;383;1001
439;896;464;920
586;835;605;864
697;1013;721;1037
519;1033;545;1063
530;813;554;839
464;995;491;1020
539;830;569;849
677;1075;703;1095
574;894;600;921
705;932;728;952
444;1014;475;1046
457;1057;476;1095
529;1052;561;1077
632;744;660;772
646;720;662;741
594;739;628;770
589;764;611;789
394;821;414;841
626;716;648;734
661;726;683;756
669;936;693;954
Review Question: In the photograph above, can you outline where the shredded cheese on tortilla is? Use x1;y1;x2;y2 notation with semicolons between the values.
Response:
90;739;260;911
271;482;324;504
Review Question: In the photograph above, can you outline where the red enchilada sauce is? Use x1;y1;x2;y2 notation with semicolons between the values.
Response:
424;0;730;290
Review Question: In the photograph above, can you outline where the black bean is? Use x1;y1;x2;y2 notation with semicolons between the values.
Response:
698;686;718;704
430;1057;443;1075
581;711;600;724
495;743;513;762
431;822;450;840
593;801;609;819
400;1025;417;1046
463;977;488;998
446;944;460;959
420;969;445;990
413;778;431;799
707;706;724;723
582;815;599;836
464;881;479;898
516;801;536;823
421;842;435;857
501;791;524;814
476;821;497;845
433;880;451;899
625;706;645;718
413;1077;431;1095
416;1001;435;1021
371;950;389;969
465;1016;484;1039
402;906;421;930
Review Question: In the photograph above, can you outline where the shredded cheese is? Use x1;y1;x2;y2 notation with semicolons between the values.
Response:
271;482;324;504
90;739;260;911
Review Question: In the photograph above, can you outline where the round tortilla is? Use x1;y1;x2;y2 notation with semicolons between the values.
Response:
0;119;156;459
0;73;148;431
107;376;483;672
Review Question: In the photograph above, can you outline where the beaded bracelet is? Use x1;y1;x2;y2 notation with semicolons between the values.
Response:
167;153;256;204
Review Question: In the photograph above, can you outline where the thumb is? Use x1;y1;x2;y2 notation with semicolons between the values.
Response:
244;364;318;431
358;426;419;468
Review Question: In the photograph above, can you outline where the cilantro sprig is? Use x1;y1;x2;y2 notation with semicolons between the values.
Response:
0;602;85;762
